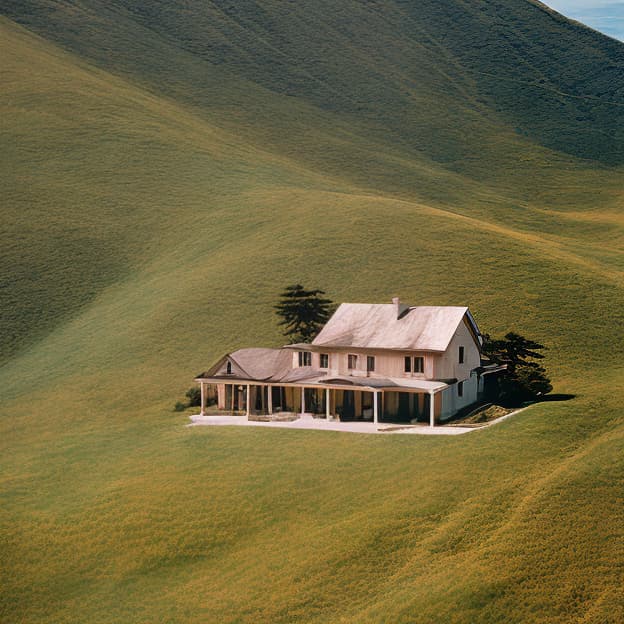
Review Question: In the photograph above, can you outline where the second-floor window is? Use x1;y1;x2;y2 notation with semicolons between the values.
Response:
226;361;233;374
405;356;424;374
298;351;312;367
367;356;375;372
458;381;464;397
320;353;329;368
459;346;465;364
348;354;357;370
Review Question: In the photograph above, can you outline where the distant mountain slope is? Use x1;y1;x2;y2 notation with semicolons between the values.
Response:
1;1;623;360
3;0;624;167
0;16;326;361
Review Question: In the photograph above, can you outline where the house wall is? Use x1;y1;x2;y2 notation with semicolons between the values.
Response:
440;374;479;420
433;318;480;381
310;348;435;379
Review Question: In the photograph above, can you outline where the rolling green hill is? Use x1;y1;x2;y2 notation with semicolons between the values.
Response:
1;1;623;622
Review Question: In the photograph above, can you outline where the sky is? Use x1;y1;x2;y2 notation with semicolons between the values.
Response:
543;0;624;41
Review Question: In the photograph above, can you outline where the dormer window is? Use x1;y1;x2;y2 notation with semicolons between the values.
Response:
298;351;312;367
226;361;233;374
348;354;357;370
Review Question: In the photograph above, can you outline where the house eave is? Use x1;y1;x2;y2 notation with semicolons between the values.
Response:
303;344;446;354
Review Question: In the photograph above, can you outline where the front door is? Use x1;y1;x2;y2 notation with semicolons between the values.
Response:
397;392;410;422
341;390;355;420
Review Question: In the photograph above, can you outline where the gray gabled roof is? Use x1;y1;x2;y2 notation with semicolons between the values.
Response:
198;348;327;383
312;304;479;352
198;348;291;381
231;348;293;380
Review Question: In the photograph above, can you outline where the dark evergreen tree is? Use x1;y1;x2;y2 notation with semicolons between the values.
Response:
274;284;333;343
482;332;552;402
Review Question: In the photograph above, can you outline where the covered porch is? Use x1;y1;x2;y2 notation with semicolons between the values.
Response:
196;378;446;427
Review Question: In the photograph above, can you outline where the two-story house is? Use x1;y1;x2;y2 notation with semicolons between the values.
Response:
195;298;501;426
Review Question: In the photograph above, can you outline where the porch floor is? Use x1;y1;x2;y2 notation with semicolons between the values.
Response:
187;414;476;435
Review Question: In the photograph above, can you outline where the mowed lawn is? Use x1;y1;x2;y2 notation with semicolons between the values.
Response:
1;6;624;624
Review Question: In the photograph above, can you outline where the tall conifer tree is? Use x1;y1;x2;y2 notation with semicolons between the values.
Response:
274;284;333;343
482;332;552;401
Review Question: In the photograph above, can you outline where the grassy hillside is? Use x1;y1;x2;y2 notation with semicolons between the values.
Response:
1;1;623;622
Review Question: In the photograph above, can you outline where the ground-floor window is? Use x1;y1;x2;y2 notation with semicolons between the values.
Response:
305;388;326;414
383;392;429;423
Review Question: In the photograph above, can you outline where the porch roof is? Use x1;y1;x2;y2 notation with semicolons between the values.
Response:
316;376;447;392
196;372;447;393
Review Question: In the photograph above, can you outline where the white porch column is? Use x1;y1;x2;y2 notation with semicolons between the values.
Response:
325;388;331;420
268;386;273;415
246;384;251;417
429;391;435;428
200;383;206;416
300;387;306;416
373;390;378;424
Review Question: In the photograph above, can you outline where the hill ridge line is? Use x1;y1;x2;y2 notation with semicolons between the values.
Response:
279;188;624;284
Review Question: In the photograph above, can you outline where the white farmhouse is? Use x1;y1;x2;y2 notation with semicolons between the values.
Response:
195;298;502;427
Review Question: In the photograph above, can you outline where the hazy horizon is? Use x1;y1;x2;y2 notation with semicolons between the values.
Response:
544;0;624;40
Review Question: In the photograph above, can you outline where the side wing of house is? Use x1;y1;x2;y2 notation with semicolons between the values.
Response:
437;315;482;419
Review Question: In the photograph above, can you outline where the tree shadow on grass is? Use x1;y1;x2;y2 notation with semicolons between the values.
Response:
499;393;577;409
537;393;576;402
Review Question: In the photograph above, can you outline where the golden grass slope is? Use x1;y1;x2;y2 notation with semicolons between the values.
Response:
1;8;623;624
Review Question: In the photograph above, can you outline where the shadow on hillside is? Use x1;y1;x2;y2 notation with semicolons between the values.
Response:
504;393;577;408
537;393;576;402
497;393;577;409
